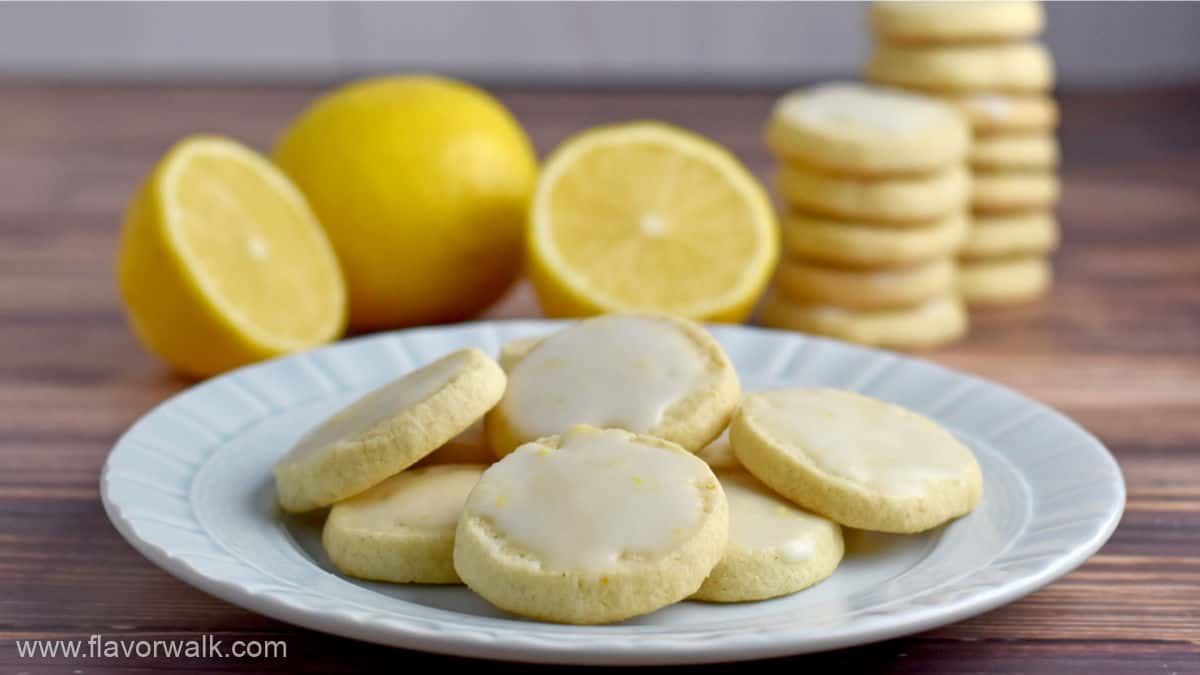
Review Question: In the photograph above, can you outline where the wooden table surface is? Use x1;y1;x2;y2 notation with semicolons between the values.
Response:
1;81;1198;674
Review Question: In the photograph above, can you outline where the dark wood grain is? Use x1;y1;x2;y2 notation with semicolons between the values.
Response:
1;81;1198;674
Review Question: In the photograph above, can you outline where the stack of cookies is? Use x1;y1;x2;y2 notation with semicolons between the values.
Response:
762;82;971;349
867;0;1060;304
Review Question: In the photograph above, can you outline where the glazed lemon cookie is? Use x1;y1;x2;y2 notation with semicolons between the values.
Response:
960;212;1059;260
776;257;955;310
486;313;739;457
274;347;505;512
870;1;1045;44
497;336;542;372
693;470;843;603
867;42;1054;93
764;83;969;175
971;170;1061;212
731;388;982;533
970;133;1059;170
323;464;486;583
760;293;967;350
454;427;729;624
959;256;1051;304
777;163;968;223
947;93;1059;133
781;210;969;268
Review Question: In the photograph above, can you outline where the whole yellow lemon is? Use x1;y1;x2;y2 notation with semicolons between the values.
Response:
274;75;538;330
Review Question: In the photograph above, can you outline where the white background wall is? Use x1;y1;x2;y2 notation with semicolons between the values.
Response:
2;2;1199;88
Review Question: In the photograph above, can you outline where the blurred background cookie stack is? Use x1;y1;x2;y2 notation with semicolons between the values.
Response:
867;0;1060;305
761;83;971;349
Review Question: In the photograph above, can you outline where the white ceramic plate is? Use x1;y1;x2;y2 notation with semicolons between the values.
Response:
102;320;1124;665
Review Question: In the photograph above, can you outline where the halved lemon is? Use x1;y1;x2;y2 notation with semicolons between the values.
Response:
527;122;778;322
117;136;346;377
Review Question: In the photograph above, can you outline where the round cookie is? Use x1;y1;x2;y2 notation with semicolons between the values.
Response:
693;470;843;603
323;464;485;584
971;170;1061;212
867;42;1055;93
960;212;1059;260
731;388;983;533
497;336;543;372
764;82;969;175
781;210;969;268
454;426;729;624
776;163;968;223
485;313;740;457
775;257;955;310
959;256;1051;304
970;133;1059;170
274;347;505;512
946;93;1059;133
870;1;1045;44
760;293;967;350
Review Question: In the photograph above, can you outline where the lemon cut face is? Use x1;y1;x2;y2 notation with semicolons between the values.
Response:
118;136;346;377
528;122;778;322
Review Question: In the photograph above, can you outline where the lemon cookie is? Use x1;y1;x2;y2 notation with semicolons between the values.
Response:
732;388;982;533
870;1;1045;44
959;256;1051;304
776;257;955;310
454;427;729;624
960;212;1059;260
760;294;967;350
693;470;843;603
497;336;543;371
777;163;968;223
971;170;1061;212
970;133;1059;170
867;43;1054;93
274;348;505;512
486;313;739;457
947;93;1059;133
764;83;969;175
781;210;969;269
323;464;485;583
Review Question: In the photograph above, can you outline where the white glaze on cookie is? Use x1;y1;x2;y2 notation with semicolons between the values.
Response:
741;388;977;499
499;315;707;441
468;427;712;571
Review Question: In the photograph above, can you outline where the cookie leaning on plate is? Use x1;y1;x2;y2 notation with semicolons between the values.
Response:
732;388;983;533
776;163;969;224
693;470;843;603
323;464;486;583
273;347;505;512
486;313;740;457
454;426;729;624
764;82;970;176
